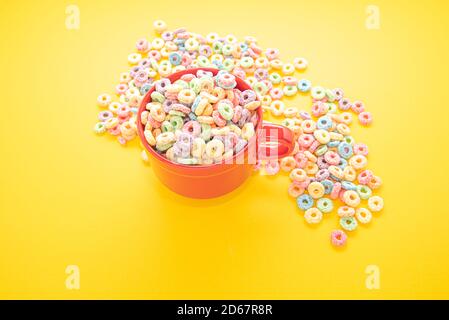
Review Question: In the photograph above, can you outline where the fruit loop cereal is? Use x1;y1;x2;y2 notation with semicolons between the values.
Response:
94;20;384;247
140;70;259;164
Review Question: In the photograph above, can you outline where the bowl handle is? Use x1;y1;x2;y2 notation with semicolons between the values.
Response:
257;122;295;160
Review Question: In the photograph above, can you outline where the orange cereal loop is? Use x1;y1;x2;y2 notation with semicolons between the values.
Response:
343;166;357;181
368;175;382;189
281;156;297;172
152;128;162;138
289;168;307;182
288;182;305;198
307;181;325;199
343;190;361;207
340;112;353;125
305;161;318;175
338;206;355;217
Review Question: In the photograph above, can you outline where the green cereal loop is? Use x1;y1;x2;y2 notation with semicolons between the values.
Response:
197;55;210;67
149;59;159;70
201;123;212;141
315;144;328;156
283;85;298;97
282;119;295;127
161;121;174;133
325;89;336;102
317;198;333;213
356;185;372;200
151;91;165;103
159;60;170;67
93;122;106;134
269;72;282;84
199;76;214;89
311;86;326;100
340;216;358;231
222;58;235;72
222;44;234;56
169;110;185;117
344;136;354;145
210;54;223;64
177;157;199;165
189;78;201;94
170;115;184;130
254;81;268;95
218;103;234;120
212;41;223;53
327;103;337;113
240;57;254;68
174;79;189;89
156;142;174;152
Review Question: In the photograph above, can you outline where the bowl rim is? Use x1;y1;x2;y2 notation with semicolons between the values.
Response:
136;67;263;169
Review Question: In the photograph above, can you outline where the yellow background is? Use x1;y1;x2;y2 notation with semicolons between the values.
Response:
1;0;449;299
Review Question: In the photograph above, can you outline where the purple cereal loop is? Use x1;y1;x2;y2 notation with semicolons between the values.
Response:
197;70;213;78
138;58;151;68
299;111;311;120
173;142;190;158
98;110;113;121
177;132;193;146
130;66;141;78
198;45;212;57
317;156;329;169
316;169;330;181
239;89;256;105
161;31;174;41
162;99;175;113
155;78;171;94
135;70;148;83
254;68;268;81
333;88;344;100
235;139;247;153
238;108;251;127
338;98;351;111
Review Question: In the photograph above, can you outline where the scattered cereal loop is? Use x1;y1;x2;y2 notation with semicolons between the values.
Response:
94;20;383;247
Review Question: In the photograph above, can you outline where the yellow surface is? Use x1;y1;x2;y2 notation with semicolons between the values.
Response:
1;0;449;299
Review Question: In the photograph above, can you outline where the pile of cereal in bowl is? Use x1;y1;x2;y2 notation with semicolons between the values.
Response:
93;20;384;247
140;70;259;165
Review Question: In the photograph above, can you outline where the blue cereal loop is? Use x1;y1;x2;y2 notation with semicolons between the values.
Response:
328;140;340;148
342;181;357;191
297;194;314;210
317;116;333;130
140;83;152;95
340;217;358;231
338;142;353;159
239;43;249;52
169;52;182;66
338;158;348;170
191;96;202;113
297;79;311;92
321;179;334;194
317;198;333;213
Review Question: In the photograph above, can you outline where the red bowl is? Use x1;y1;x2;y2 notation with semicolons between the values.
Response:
137;68;294;199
